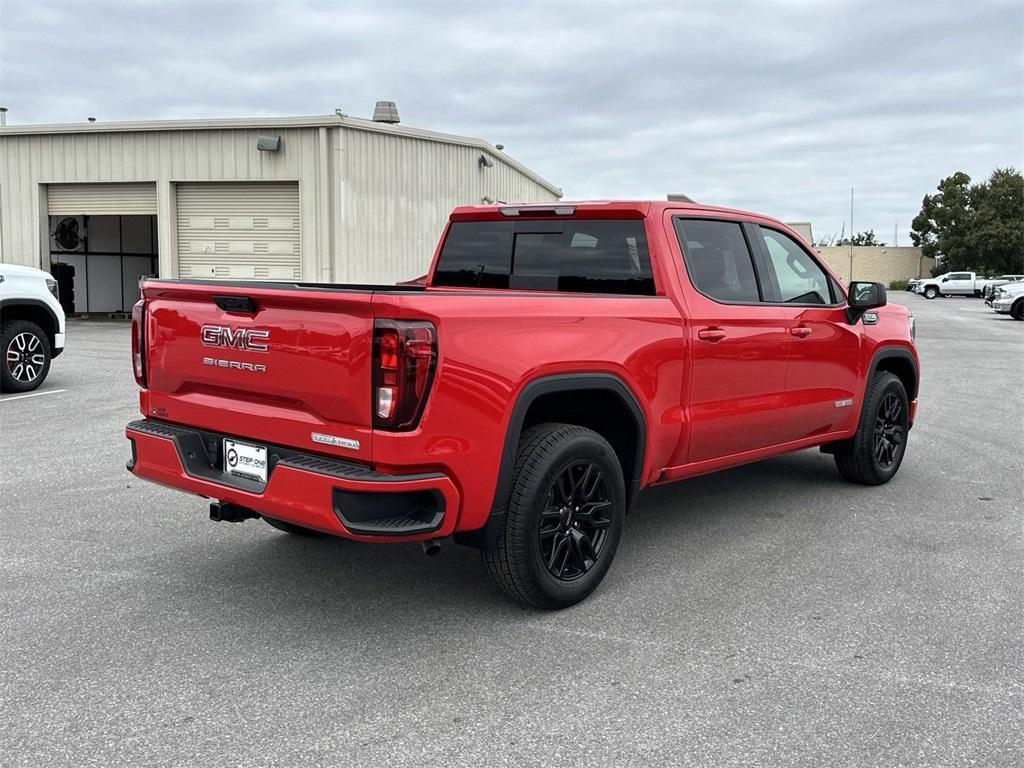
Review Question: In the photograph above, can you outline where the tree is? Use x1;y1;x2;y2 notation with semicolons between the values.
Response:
911;168;1023;275
836;229;885;246
911;172;973;272
969;169;1024;275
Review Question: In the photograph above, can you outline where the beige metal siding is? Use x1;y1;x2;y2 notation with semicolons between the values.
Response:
177;182;300;280
0;128;325;277
47;182;157;215
334;128;559;282
0;122;558;283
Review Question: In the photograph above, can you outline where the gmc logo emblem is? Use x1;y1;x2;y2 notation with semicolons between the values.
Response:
200;325;270;352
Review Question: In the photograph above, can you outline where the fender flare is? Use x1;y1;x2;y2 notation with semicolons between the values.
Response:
0;297;61;340
454;372;647;550
868;345;919;400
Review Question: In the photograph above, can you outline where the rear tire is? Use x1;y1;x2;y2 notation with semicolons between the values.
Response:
834;372;909;485
1;319;51;393
482;423;626;609
924;286;938;299
262;516;325;536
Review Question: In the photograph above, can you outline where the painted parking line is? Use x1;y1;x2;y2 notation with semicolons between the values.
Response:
0;389;67;403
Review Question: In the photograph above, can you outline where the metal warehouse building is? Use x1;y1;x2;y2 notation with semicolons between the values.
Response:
0;106;560;313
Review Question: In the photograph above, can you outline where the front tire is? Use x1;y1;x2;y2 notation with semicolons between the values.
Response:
834;372;910;485
1011;300;1024;321
482;423;626;609
924;286;938;299
1;320;52;393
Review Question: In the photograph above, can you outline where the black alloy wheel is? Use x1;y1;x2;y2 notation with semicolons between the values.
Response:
538;460;612;581
482;423;626;609
873;392;905;470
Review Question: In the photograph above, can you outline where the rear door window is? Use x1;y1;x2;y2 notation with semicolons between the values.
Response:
673;218;762;303
433;219;655;295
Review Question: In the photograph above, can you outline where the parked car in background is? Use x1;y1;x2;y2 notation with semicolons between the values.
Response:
0;264;66;393
991;281;1024;320
983;275;1024;304
906;278;922;292
916;271;990;299
124;200;920;608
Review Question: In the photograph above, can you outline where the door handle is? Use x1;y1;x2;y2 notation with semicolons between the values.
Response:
697;327;727;343
790;326;812;338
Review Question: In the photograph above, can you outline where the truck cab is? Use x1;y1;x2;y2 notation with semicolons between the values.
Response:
917;271;984;298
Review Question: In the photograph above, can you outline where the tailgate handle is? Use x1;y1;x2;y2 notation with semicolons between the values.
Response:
213;295;257;314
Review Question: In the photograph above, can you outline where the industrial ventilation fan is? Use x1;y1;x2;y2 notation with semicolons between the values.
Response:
52;217;82;250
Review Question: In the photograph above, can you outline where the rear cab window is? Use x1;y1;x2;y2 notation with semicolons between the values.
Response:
432;219;655;295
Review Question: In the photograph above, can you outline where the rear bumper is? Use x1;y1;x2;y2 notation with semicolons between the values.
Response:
125;419;460;541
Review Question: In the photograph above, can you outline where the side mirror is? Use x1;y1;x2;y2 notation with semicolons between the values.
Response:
941;276;949;282
846;280;887;324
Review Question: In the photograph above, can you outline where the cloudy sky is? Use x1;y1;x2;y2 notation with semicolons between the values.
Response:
1;0;1021;242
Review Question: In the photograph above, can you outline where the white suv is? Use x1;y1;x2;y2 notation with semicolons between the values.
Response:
0;264;67;392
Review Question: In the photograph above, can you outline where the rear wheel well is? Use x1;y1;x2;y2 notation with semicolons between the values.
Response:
0;303;57;348
874;355;917;402
521;388;640;503
454;375;646;551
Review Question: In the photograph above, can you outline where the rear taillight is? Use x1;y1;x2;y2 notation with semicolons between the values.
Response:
131;300;147;387
372;319;437;430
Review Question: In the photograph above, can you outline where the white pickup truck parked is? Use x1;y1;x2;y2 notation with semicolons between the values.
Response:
916;271;991;299
0;264;66;392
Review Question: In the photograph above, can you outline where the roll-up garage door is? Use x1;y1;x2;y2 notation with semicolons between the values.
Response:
176;182;301;280
47;183;157;215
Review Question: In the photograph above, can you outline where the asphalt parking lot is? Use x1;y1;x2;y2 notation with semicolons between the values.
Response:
1;294;1021;767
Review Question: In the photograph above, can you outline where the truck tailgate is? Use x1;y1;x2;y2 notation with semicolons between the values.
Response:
140;281;375;462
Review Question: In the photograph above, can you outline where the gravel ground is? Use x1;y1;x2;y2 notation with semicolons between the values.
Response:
1;293;1020;767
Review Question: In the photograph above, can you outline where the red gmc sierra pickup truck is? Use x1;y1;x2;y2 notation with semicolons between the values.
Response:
126;201;919;608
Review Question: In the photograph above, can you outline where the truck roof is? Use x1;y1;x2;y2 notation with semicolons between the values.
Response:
449;200;790;229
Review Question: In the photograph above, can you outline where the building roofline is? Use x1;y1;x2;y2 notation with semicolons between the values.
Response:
0;113;563;197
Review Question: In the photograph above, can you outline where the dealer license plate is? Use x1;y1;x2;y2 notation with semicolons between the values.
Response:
223;439;268;483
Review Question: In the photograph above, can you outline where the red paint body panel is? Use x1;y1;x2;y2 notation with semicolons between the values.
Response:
126;424;460;542
127;201;920;543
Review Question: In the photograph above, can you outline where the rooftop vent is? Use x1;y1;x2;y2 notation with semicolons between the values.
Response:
372;100;400;124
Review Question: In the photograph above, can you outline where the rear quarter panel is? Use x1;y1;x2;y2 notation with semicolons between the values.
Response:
370;290;686;533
